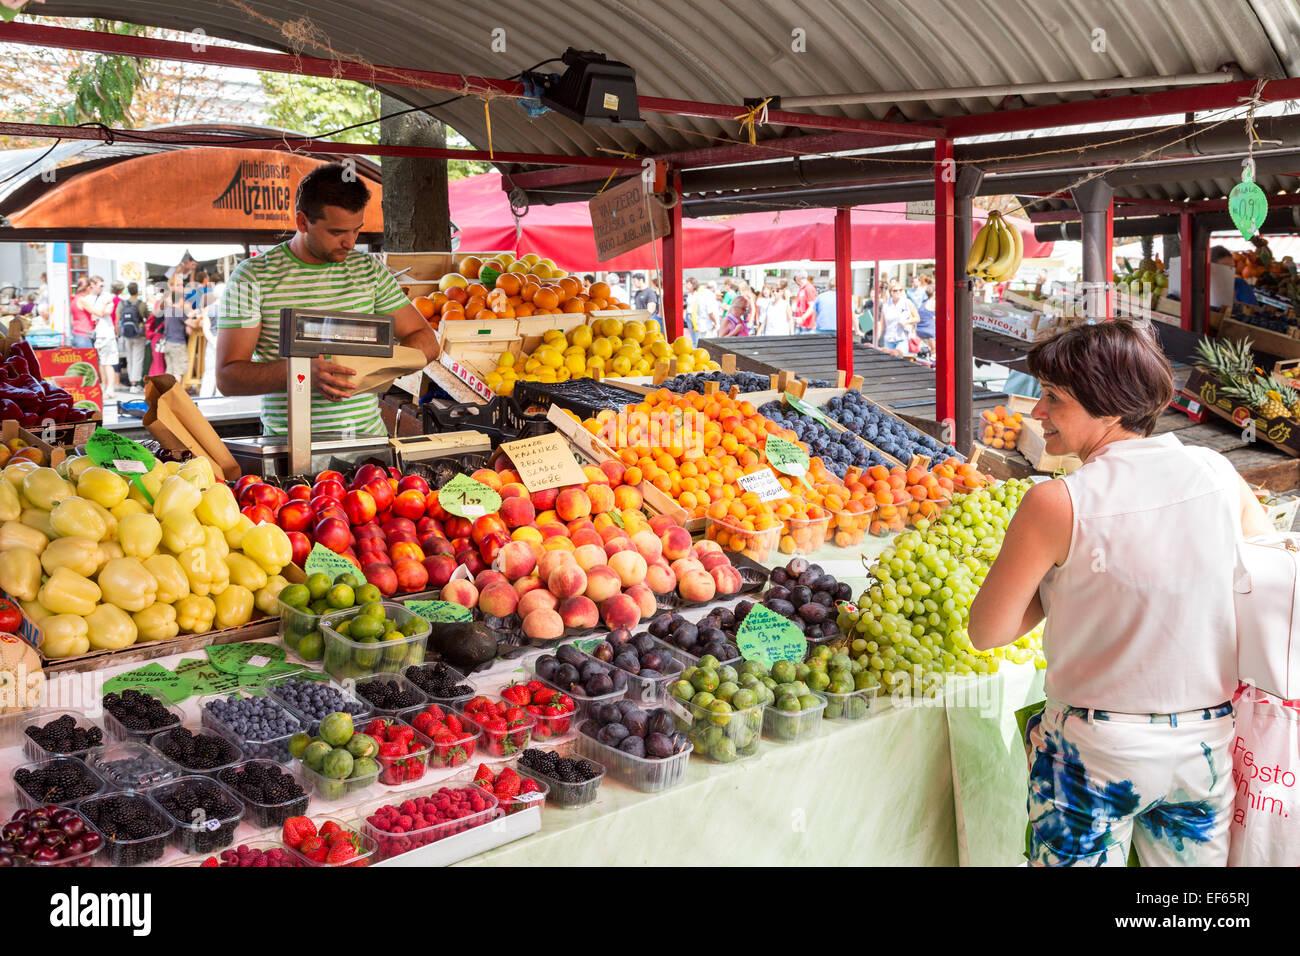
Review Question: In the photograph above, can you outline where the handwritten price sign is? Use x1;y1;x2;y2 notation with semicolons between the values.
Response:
437;474;501;519
736;604;807;668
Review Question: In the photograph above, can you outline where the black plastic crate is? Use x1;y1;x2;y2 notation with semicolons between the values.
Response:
421;395;549;446
513;380;646;420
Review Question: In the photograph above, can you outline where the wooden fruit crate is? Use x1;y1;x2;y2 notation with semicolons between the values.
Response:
1183;366;1300;459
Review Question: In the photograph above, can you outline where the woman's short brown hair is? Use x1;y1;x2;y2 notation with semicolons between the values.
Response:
1027;320;1174;435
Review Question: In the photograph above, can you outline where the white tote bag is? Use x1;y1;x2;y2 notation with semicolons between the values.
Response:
1233;533;1300;700
1228;683;1300;866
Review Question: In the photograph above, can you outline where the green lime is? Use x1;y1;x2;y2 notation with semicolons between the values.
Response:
297;631;324;661
336;620;352;637
335;571;363;590
306;573;332;600
355;583;382;605
310;599;331;616
349;616;384;640
287;732;311;759
327;584;355;610
280;584;310;609
359;601;386;621
400;617;424;637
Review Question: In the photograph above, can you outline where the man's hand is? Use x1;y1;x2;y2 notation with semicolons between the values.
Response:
312;356;357;401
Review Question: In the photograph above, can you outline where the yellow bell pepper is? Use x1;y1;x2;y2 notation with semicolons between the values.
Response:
254;573;289;616
0;481;19;522
85;603;137;650
76;467;129;509
241;523;293;575
213;584;255;630
49;497;108;541
39;614;90;658
195;483;240;531
63;457;96;482
177;458;215;491
118;513;162;560
223;514;254;550
160;512;204;554
143;554;189;604
204;526;230;559
21;597;51;626
0;548;42;602
152;475;201;521
3;461;39;488
224;552;267;592
0;520;47;556
87;500;117;542
21;468;75;511
132;602;178;643
40;536;103;578
20;508;56;541
37;567;101;616
99;541;123;563
98;556;158;613
177;545;228;596
111;498;148;521
126;469;164;508
175;594;216;634
162;460;182;477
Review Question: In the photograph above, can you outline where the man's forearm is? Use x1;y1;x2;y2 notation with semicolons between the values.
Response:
217;358;287;396
401;324;440;364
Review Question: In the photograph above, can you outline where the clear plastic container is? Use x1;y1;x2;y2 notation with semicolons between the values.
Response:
354;672;430;716
286;819;378;868
821;684;880;721
319;601;430;681
296;750;381;801
187;839;302;868
869;491;912;537
495;773;550;815
826;501;875;548
18;807;104;867
779;512;832;556
218;759;311;829
402;662;476;710
668;695;764;764
574;725;691;793
72;790;174;866
20;710;107;763
266;675;373;736
12;756;109;809
454;705;535;759
516;752;604;809
101;688;184;743
357;774;501;861
705;514;784;563
277;593;325;656
396;703;480;770
86;740;183;790
570;638;683;704
199;692;306;764
148;775;246;855
149;727;244;777
762;693;828;743
362;717;433;786
520;659;623;721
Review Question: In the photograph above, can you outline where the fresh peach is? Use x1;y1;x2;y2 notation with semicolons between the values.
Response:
536;510;561;527
631;529;663;562
625;583;657;620
571;528;604;550
613;485;643;511
586;483;615;515
543;537;575;554
470;468;503;491
599;459;626;486
498;495;536;529
548;563;588;600
671;557;706;579
693;540;723;559
700;551;731;572
599;525;627;545
566;517;597;537
499;481;528;501
537;549;575;581
441;579;479;609
559;595;599;630
539;522;569;540
474;569;508;591
678;569;717;603
608;550;648;588
710;565;743;597
555;488;592;522
530;488;559;512
603;536;634;558
649;514;678;536
514;574;544;597
582;465;609;484
511;525;544;545
522;608;565;641
660;526;694;561
497;468;522;486
518;588;559;617
583;565;622;603
479;582;519;618
622;513;649;536
600;593;641;630
498;540;538;580
592;513;615;531
573;543;608;572
645;563;677;595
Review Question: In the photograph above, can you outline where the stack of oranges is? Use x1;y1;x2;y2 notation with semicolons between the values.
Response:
980;405;1024;450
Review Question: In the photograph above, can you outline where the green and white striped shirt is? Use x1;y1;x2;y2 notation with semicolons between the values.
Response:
219;242;408;437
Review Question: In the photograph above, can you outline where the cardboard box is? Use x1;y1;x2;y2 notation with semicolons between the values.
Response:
1;419;69;469
390;431;492;469
1184;365;1300;458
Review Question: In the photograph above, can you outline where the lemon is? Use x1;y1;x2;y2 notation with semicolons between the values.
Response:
590;338;613;360
692;348;711;366
634;358;653;375
646;319;662;336
529;263;553;279
565;353;587;376
556;367;572;381
497;351;515;368
569;324;593;349
586;356;606;374
524;358;542;374
611;355;633;376
502;367;517;380
606;336;623;352
672;336;693;356
543;328;566;344
623;321;646;343
521;253;541;266
538;348;563;369
537;367;558;383
507;261;530;274
486;372;504;391
599;318;624;337
438;273;469;292
676;356;696;373
497;378;515;396
650;341;671;360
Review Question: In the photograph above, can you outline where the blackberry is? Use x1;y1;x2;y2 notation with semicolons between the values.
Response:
404;663;474;699
154;727;240;771
13;758;103;804
154;778;244;854
220;760;309;827
77;794;172;865
104;690;177;736
357;678;424;712
24;714;103;755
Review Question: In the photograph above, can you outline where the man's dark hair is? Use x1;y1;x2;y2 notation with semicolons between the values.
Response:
127;282;139;296
296;163;371;221
1210;245;1234;265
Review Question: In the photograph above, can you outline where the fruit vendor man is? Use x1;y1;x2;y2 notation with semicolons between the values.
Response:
216;163;439;435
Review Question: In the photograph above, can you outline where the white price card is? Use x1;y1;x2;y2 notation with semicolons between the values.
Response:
736;468;789;501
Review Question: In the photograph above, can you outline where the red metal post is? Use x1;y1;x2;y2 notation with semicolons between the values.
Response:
834;207;853;380
1179;212;1193;331
663;171;685;341
1104;201;1115;319
933;139;956;430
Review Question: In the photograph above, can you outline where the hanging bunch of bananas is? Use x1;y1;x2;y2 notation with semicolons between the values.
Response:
966;210;1023;281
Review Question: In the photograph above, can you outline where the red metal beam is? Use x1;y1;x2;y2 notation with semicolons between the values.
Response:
0;21;940;142
1104;202;1115;319
834;207;853;381
933;139;956;430
1179;212;1193;331
0;120;642;168
663;171;684;342
941;77;1300;139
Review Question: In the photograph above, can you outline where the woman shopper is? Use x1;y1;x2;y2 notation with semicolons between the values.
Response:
916;274;936;355
69;276;103;348
968;320;1272;867
764;280;792;336
93;280;122;401
875;282;917;354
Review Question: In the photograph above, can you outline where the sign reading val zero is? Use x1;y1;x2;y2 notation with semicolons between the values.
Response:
35;346;102;415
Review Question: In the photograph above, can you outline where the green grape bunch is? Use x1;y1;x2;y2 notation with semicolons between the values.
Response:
834;479;1046;699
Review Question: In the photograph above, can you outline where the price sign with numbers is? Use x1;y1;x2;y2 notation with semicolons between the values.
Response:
438;474;501;519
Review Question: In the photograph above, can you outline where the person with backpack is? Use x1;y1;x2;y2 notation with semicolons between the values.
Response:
117;282;148;393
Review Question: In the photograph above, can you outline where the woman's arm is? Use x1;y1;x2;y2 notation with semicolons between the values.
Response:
968;479;1072;650
1238;476;1276;539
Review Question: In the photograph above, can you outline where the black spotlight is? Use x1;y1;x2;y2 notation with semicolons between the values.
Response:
538;48;644;127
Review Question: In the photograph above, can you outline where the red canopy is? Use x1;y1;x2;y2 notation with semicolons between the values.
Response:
725;203;1053;265
448;171;733;271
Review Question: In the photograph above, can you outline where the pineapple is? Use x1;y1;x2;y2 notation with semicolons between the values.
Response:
1223;376;1290;419
1195;336;1255;390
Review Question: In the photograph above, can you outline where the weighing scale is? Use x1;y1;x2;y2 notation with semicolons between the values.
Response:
225;308;396;477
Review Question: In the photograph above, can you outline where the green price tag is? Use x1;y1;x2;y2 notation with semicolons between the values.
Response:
785;392;834;428
405;599;472;625
205;642;288;678
85;427;157;503
173;658;243;696
438;474;501;519
1230;178;1268;240
764;434;809;478
303;543;358;578
735;605;808;669
102;663;194;705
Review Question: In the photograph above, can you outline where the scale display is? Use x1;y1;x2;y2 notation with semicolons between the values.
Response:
279;308;395;357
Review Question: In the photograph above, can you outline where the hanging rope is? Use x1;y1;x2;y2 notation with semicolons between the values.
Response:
732;97;772;146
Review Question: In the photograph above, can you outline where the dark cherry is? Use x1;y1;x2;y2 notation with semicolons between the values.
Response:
58;817;84;838
11;810;28;822
0;857;13;867
0;844;15;857
18;833;41;854
1;822;24;840
80;832;101;852
65;838;86;855
33;846;60;863
42;831;63;847
27;815;49;831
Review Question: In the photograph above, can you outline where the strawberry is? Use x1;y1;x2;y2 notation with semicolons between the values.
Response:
326;841;357;864
520;777;541;794
389;724;416;746
531;686;557;705
444;712;463;735
504;706;526;724
501;683;530;706
319;820;343;839
200;856;219;866
298;835;325;860
494;768;521;799
525;680;545;693
473;763;495;788
281;816;316;849
556;694;575;712
364;718;388;738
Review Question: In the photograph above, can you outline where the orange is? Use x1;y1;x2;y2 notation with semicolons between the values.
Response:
412;296;435;319
495;272;523;296
589;281;610;301
533;287;559;310
445;286;468;305
464;296;486;319
562;297;585;313
466;283;488;299
515;302;536;317
558;276;581;299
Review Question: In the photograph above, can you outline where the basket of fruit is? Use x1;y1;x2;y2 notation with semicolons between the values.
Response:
646;606;742;667
705;513;783;564
472;761;550;814
0;805;103;867
357;773;501;862
214;759;310;828
570;630;683;703
514;747;604;809
667;659;768;764
74;792;174;866
148;775;245;856
525;650;628;719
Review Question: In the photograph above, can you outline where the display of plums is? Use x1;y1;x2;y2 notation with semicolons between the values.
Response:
535;647;622;699
762;559;845;640
582;699;689;761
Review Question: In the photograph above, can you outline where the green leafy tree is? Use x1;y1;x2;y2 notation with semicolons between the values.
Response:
43;19;148;127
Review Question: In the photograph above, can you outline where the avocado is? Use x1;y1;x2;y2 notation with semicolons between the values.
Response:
428;621;498;670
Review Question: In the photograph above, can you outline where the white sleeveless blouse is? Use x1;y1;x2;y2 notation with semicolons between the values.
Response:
1038;432;1239;713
